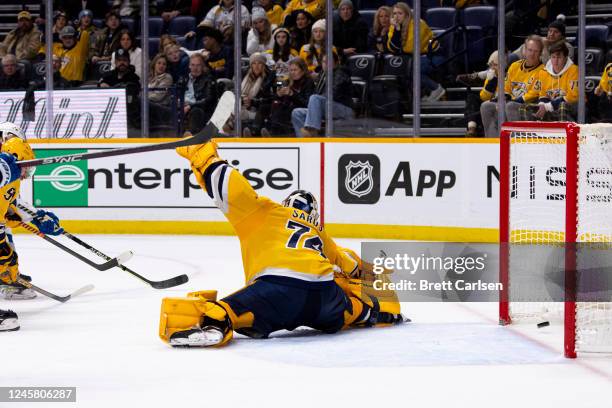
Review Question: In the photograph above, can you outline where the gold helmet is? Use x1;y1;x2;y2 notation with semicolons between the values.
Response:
1;137;35;179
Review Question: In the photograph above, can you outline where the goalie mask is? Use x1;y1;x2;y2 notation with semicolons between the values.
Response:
0;122;26;142
282;190;319;223
1;137;35;179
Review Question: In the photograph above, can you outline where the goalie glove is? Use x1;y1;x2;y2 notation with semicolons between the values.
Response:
31;210;64;235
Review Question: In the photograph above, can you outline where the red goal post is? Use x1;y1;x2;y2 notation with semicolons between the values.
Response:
499;121;612;358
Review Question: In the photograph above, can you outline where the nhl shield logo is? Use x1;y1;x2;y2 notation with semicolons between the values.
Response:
338;154;380;204
345;161;374;198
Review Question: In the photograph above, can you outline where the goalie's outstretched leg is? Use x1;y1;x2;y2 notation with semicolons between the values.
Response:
0;309;19;331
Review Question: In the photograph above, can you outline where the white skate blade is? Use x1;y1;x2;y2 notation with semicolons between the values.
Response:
170;328;223;347
0;318;20;331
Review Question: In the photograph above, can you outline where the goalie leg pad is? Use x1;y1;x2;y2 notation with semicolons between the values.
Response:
159;295;233;347
335;276;402;327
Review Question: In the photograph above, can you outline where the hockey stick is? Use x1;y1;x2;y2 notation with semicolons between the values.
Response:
17;90;235;169
61;231;189;289
16;277;94;303
17;221;133;271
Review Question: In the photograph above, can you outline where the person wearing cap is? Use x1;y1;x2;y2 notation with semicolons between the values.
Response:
51;11;69;44
92;11;124;64
299;19;336;73
237;52;276;136
258;0;284;26
0;11;42;61
282;0;325;23
51;25;91;83
265;27;299;76
513;19;573;64
333;0;368;59
201;0;251;43
99;47;141;133
76;9;97;60
181;53;219;134
200;26;234;80
519;41;578;122
246;8;277;56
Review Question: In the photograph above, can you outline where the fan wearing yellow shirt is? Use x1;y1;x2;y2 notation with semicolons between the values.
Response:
159;139;403;347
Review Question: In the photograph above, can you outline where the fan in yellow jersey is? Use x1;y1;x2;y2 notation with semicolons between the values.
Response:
0;122;64;302
594;62;612;122
520;42;578;121
159;140;403;347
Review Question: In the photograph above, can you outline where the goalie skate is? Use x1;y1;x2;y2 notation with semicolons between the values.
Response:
0;309;19;331
0;274;36;300
169;326;224;347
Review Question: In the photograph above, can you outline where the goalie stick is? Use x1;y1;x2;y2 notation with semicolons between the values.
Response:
17;221;133;271
16;90;235;169
62;231;189;289
16;277;94;303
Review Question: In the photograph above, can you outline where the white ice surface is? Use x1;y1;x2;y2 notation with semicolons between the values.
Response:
2;235;611;408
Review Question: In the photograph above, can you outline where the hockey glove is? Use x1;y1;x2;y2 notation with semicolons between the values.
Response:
31;210;64;235
0;152;21;186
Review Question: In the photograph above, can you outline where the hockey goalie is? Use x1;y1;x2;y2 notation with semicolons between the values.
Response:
159;139;404;347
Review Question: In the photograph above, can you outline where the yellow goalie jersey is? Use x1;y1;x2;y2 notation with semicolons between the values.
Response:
180;142;358;284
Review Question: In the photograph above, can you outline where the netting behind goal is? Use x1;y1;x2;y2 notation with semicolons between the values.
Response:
499;122;612;357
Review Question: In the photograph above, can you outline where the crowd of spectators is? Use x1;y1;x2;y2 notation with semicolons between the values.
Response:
0;0;609;137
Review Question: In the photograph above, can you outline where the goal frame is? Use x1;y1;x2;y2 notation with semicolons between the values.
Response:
499;121;579;359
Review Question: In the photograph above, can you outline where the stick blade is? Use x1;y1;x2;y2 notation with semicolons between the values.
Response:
116;251;134;265
150;274;189;289
209;91;235;131
71;284;95;298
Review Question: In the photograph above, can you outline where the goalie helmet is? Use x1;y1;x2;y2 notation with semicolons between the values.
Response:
282;190;319;222
1;137;35;179
0;122;26;142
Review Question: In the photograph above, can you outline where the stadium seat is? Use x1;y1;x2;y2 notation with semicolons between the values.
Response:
607;49;612;66
585;75;601;94
169;16;197;36
241;57;250;76
93;18;104;28
217;78;235;93
425;8;456;30
32;61;46;82
90;61;112;81
585;47;604;76
176;35;197;50
351;80;368;117
584;25;609;49
346;53;377;82
148;37;161;55
381;53;411;77
461;6;497;33
360;10;376;29
431;29;454;61
149;17;164;37
122;17;136;34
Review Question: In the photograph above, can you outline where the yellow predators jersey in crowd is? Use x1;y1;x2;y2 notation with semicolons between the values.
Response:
203;157;358;284
535;58;579;104
52;30;90;81
504;59;544;102
599;63;612;94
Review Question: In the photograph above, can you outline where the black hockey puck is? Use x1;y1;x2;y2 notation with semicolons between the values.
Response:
537;321;550;328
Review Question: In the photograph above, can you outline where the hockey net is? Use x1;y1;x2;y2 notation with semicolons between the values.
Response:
499;122;612;358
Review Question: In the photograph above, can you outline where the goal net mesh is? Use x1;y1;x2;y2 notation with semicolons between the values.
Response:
508;123;612;353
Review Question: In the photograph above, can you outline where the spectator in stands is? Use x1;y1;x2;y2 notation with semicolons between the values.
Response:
181;53;218;134
111;0;140;18
246;8;276;56
201;0;251;44
165;44;190;83
200;26;234;80
265;27;299;78
53;26;91;84
594;62;611;122
238;52;276;136
161;0;193;22
519;42;578;122
111;29;143;79
52;11;69;44
76;9;97;60
160;34;179;54
0;11;42;61
333;0;368;61
53;0;109;24
288;10;313;52
0;54;28;90
262;57;315;136
148;54;174;107
34;54;70;89
299;19;334;73
387;2;445;102
291;53;354;137
282;0;325;24
513;19;573;64
258;0;284;26
480;36;544;137
368;6;391;53
92;11;124;64
99;48;141;132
